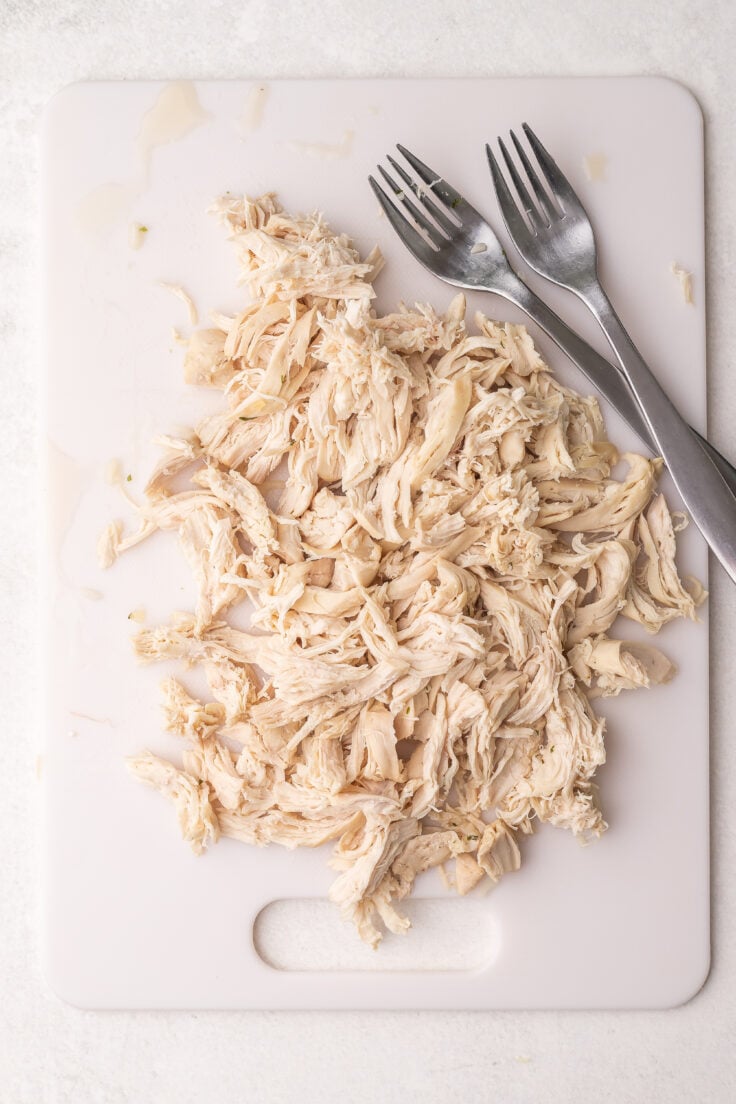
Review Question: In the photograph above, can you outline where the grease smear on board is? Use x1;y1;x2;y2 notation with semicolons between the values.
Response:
287;129;354;160
76;82;210;235
583;153;607;182
238;84;269;137
136;81;211;176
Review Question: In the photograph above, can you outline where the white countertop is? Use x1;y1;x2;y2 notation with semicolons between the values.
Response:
2;1;735;1101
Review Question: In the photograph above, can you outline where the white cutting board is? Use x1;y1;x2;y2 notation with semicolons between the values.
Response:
42;78;709;1010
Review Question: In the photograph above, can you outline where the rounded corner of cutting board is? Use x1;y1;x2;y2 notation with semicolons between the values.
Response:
42;80;91;130
40;943;97;1012
640;74;705;131
653;940;712;1011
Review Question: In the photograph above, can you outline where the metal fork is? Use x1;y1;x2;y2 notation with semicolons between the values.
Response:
368;147;736;501
486;124;736;583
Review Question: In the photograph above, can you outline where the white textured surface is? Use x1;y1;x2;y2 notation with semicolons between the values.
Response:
42;76;710;1013
2;0;736;1099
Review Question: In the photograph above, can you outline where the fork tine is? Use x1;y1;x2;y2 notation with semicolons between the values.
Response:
521;123;586;217
485;143;534;245
368;176;438;267
386;154;457;237
395;144;465;215
509;129;561;224
376;164;445;248
497;137;546;233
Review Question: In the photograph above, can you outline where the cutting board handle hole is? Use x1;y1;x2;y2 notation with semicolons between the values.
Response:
253;897;500;972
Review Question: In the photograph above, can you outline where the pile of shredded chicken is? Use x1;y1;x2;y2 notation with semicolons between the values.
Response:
100;193;705;948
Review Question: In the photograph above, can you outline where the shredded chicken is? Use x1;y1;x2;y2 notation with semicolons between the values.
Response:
159;281;199;325
105;193;705;948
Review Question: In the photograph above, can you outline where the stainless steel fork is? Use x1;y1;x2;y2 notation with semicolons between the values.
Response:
369;146;736;500
486;124;736;584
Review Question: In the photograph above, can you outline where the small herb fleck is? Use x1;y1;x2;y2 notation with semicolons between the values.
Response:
139;225;148;233
468;834;479;841
405;705;411;714
126;473;132;482
451;196;461;209
289;437;295;446
239;416;254;421
280;374;287;384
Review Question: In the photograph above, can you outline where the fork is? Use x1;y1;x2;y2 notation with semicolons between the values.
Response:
486;123;736;584
368;147;736;501
370;146;736;587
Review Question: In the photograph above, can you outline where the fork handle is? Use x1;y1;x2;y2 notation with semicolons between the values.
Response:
581;281;736;584
508;281;736;498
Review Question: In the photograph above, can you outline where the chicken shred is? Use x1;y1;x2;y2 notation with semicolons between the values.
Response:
105;193;705;947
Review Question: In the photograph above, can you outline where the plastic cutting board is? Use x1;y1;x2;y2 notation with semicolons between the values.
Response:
42;78;709;1009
